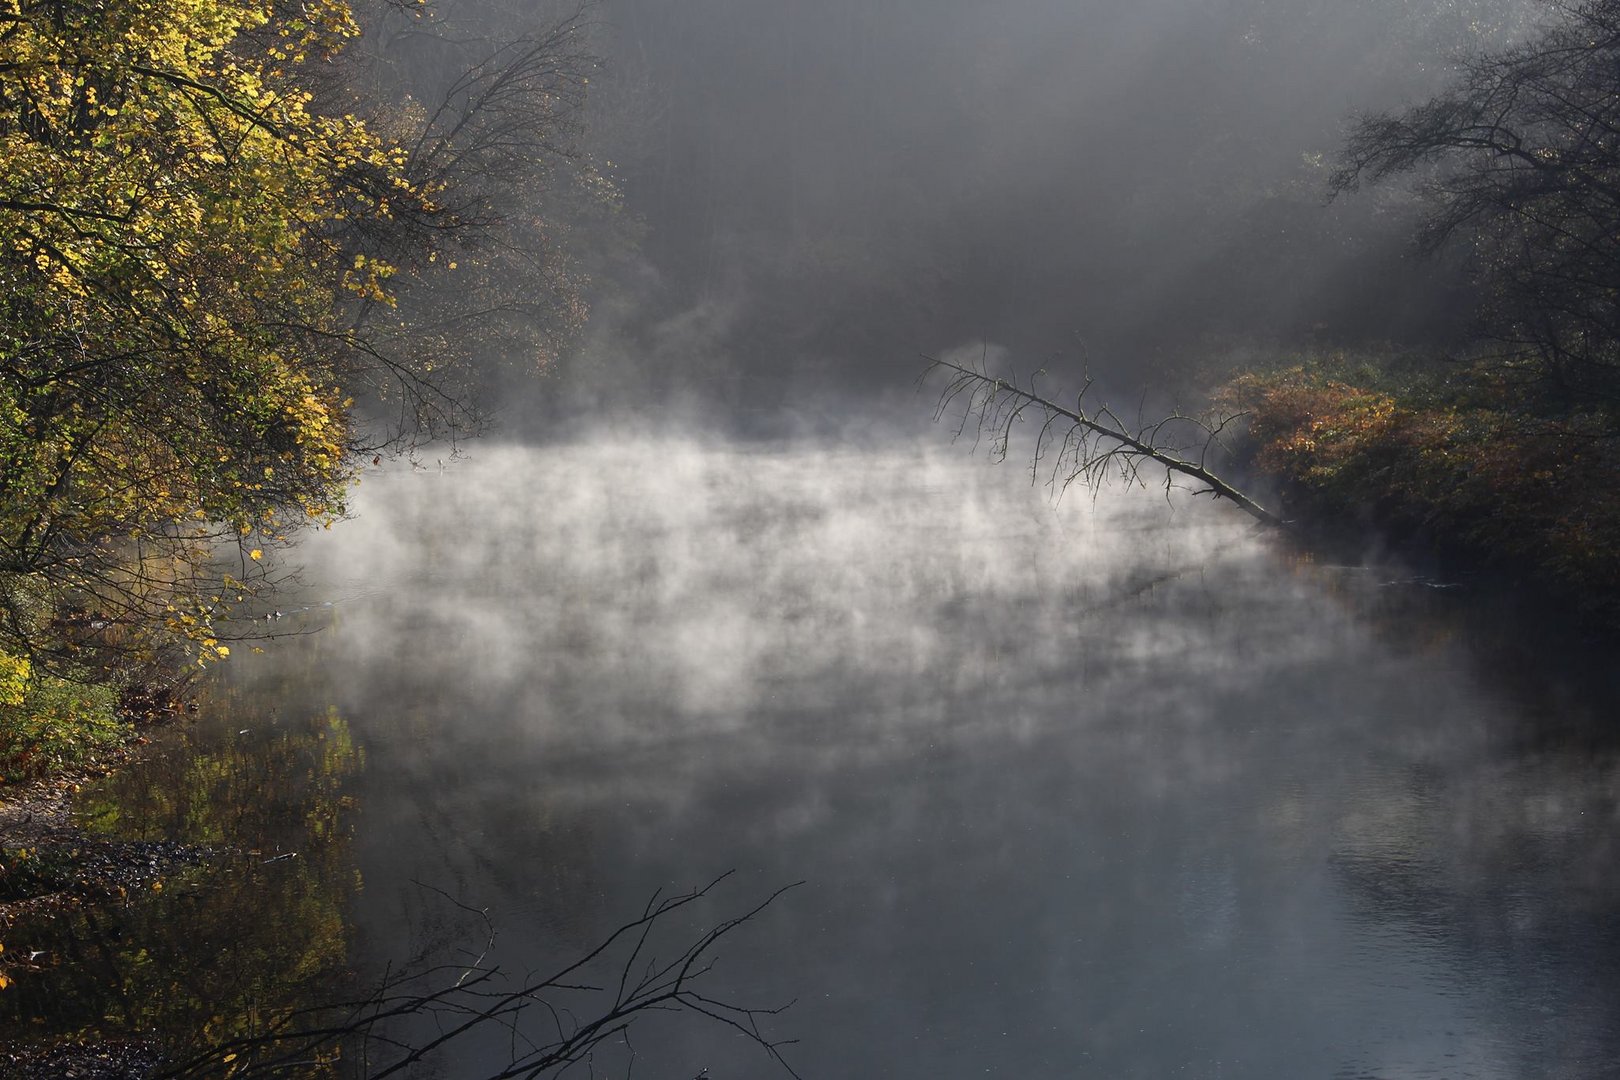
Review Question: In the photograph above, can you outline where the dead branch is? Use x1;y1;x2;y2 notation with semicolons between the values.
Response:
156;873;803;1080
922;353;1284;527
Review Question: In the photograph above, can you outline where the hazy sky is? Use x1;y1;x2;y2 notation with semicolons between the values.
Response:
531;0;1532;428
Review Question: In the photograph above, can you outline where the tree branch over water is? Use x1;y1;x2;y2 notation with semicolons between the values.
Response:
157;873;804;1080
923;354;1283;527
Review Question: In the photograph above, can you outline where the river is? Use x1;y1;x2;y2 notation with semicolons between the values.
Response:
5;437;1619;1078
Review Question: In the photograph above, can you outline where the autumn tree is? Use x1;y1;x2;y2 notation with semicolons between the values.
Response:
0;0;599;721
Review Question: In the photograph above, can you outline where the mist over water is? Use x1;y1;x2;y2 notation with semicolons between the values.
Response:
209;437;1620;1078
17;1;1616;1070
5;1;1618;1075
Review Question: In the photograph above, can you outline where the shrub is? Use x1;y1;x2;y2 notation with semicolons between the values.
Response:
0;659;126;783
1221;361;1620;615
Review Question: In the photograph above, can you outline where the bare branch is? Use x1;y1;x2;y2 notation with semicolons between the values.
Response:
923;354;1284;527
156;875;804;1080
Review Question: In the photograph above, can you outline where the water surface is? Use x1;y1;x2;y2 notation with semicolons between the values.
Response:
7;438;1619;1078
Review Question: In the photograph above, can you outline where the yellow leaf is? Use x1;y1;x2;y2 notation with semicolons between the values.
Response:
249;549;263;561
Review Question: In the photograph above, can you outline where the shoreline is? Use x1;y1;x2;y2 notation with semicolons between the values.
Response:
0;726;211;1078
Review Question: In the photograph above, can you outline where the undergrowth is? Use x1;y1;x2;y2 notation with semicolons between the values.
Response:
1219;352;1620;621
0;652;127;784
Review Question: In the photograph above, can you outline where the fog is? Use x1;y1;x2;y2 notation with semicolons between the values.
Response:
207;5;1620;1074
285;6;1620;1075
529;0;1536;430
9;4;1620;1077
207;439;1620;1078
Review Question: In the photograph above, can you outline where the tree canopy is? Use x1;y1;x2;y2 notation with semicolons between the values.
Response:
1333;0;1620;415
0;0;598;716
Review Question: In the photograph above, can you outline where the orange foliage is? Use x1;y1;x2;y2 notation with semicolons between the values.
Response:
1221;366;1620;612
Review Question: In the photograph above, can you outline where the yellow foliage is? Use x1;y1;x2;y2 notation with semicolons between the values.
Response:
0;0;417;672
0;652;29;708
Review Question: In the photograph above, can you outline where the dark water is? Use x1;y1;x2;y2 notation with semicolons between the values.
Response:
5;439;1620;1078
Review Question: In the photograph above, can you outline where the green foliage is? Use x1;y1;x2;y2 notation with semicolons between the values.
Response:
0;661;124;782
0;841;83;903
0;650;27;707
0;0;600;770
0;0;418;679
1293;1;1620;615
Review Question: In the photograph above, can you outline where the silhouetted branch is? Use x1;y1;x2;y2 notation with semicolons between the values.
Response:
923;353;1283;526
157;873;803;1079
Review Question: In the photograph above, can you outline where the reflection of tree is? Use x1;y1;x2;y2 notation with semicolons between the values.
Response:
1;674;805;1079
0;703;364;1071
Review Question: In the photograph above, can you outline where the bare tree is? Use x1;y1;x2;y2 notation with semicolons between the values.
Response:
1332;0;1620;414
924;353;1284;527
326;0;608;445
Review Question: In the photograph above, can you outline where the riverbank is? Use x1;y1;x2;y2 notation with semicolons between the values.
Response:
1219;357;1620;628
0;728;217;1079
0;732;209;914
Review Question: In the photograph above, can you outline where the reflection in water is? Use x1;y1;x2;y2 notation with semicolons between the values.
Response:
7;438;1620;1078
0;696;364;1073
